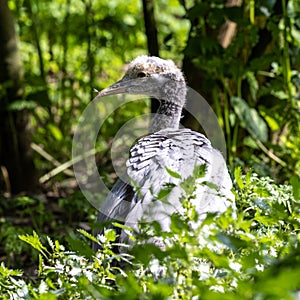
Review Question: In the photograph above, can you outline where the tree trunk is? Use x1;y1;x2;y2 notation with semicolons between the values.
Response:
142;0;160;114
0;0;37;194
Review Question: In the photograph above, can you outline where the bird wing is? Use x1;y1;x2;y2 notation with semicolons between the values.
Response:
124;128;235;231
94;178;138;250
96;178;137;224
96;128;235;245
127;128;209;195
96;128;207;224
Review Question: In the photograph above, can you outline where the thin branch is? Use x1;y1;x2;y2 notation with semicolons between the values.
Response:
0;165;11;196
255;139;287;167
31;142;73;177
39;148;97;183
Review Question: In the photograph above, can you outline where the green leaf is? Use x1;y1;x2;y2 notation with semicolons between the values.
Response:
37;293;57;300
224;6;245;23
165;167;182;179
231;97;268;142
19;231;49;258
104;228;117;242
203;181;219;190
7;100;36;111
234;166;244;189
290;175;300;200
257;268;300;296
193;164;207;179
253;187;271;197
0;262;23;277
263;115;280;131
216;233;248;251
187;2;210;21
245;169;252;186
66;231;95;257
156;183;176;200
47;123;63;141
77;229;99;244
170;213;189;233
245;71;259;100
112;222;133;232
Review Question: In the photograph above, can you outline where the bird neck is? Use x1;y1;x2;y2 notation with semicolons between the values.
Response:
150;100;183;132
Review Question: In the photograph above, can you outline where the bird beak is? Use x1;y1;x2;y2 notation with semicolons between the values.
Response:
98;79;131;97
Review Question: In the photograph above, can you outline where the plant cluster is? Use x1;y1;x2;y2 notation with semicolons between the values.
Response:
7;0;299;187
180;0;300;179
1;0;299;298
1;169;299;299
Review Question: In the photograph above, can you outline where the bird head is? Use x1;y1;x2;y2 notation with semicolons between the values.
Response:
98;56;187;107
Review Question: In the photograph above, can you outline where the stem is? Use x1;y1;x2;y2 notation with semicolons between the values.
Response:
39;148;97;183
27;0;51;118
229;74;243;162
232;120;239;156
255;139;287;167
249;0;255;24
221;78;232;164
281;0;295;108
212;87;224;129
237;75;242;98
31;142;73;176
60;0;71;109
28;0;45;82
85;0;95;101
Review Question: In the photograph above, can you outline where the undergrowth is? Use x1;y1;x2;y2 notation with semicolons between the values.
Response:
1;169;300;299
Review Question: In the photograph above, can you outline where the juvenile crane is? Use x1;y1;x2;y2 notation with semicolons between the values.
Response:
94;56;235;250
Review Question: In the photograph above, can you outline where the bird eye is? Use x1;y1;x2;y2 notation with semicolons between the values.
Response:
137;71;147;78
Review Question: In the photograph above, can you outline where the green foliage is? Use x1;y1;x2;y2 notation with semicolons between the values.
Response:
182;0;300;180
290;175;300;200
231;96;268;142
2;0;300;297
19;231;50;258
8;0;148;185
1;171;299;299
16;228;130;299
0;263;29;299
5;0;299;186
0;192;95;273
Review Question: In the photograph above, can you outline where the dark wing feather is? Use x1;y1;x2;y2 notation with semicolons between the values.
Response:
93;178;137;250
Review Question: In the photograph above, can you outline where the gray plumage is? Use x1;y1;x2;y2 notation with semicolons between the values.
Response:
94;56;235;249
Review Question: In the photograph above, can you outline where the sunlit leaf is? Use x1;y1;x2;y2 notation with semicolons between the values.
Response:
19;231;49;258
8;100;36;111
234;166;244;189
290;175;300;200
165;167;182;179
47;124;63;141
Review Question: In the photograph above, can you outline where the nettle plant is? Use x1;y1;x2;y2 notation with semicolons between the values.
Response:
1;168;300;299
